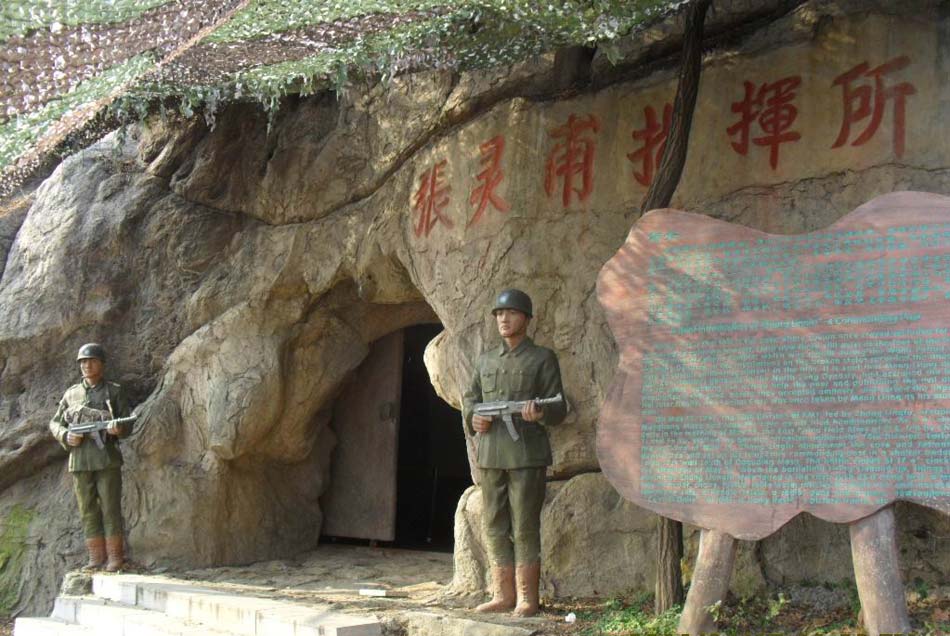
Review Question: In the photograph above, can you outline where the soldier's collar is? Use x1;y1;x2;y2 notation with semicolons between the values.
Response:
82;379;103;389
499;337;533;357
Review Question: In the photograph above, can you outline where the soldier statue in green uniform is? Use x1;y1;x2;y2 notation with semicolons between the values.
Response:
49;343;133;572
463;289;567;617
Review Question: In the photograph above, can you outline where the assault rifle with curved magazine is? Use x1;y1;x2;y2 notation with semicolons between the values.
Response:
67;415;137;449
473;393;564;441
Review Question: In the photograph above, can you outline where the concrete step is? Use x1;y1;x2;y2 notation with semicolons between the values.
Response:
91;574;382;636
51;595;232;636
13;617;95;636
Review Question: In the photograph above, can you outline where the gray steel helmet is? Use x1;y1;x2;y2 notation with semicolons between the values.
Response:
492;289;533;317
76;343;106;362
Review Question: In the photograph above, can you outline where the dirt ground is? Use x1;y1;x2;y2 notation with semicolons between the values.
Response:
175;543;457;596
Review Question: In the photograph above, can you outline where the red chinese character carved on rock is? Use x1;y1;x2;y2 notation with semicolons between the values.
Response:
628;103;672;187
468;135;510;228
832;55;917;158
545;113;600;207
727;76;802;170
412;160;452;238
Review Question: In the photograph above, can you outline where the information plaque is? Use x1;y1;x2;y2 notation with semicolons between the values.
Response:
597;192;950;539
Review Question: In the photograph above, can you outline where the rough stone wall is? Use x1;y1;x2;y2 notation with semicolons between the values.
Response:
0;0;948;616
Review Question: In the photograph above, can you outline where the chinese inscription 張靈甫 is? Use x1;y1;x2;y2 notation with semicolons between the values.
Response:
468;135;510;228
412;160;452;238
545;113;601;207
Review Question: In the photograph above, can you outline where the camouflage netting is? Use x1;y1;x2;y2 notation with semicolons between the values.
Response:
0;0;684;199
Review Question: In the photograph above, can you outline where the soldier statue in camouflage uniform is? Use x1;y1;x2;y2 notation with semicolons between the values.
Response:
463;289;567;617
49;343;133;572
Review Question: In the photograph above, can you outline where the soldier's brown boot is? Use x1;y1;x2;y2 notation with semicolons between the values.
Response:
105;536;124;572
82;537;106;572
475;565;516;612
513;562;541;617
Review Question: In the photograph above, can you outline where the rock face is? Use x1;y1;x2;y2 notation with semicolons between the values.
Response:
1;0;949;616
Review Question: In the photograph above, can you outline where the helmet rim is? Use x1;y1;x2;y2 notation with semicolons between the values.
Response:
491;288;533;317
76;343;107;362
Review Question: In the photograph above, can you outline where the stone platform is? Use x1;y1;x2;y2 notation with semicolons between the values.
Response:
16;574;383;636
14;546;556;636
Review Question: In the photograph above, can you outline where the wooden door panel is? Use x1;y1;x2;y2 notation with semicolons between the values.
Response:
321;331;403;541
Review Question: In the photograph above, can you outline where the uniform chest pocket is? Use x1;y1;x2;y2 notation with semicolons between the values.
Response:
481;369;498;395
512;369;533;394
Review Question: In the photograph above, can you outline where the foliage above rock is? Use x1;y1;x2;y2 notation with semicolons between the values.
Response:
0;0;684;197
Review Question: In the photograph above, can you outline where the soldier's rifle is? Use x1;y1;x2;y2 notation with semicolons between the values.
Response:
473;393;563;441
68;415;137;449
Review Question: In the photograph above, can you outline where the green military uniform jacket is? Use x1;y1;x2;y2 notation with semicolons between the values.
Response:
49;380;131;472
462;337;567;469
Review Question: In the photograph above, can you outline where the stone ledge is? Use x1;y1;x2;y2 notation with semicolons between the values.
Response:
12;617;95;636
91;574;382;636
51;594;231;635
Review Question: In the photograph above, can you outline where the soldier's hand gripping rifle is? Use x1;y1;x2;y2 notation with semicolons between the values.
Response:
67;415;137;450
472;393;564;441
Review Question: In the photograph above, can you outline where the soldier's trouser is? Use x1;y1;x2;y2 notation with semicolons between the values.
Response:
479;467;546;566
72;467;123;539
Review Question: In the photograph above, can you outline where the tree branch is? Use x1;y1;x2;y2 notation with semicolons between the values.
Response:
641;0;711;213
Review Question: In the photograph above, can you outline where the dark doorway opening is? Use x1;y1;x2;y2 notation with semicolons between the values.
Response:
394;324;472;551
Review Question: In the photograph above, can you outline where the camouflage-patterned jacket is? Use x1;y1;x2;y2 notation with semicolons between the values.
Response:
463;337;567;469
49;380;131;472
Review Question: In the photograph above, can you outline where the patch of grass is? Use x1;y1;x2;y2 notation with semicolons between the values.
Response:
578;593;681;635
923;620;950;635
768;593;790;620
912;577;930;600
702;591;859;635
842;579;862;616
561;582;947;636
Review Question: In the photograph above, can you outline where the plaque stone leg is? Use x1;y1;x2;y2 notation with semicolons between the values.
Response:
850;506;911;636
677;528;737;635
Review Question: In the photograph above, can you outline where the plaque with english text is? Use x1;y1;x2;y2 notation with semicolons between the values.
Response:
597;191;950;539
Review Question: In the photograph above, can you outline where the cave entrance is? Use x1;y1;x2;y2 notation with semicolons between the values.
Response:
320;324;471;552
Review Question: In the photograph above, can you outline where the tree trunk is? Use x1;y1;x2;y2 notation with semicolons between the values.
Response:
850;506;911;636
645;0;711;614
677;529;738;635
655;516;684;614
